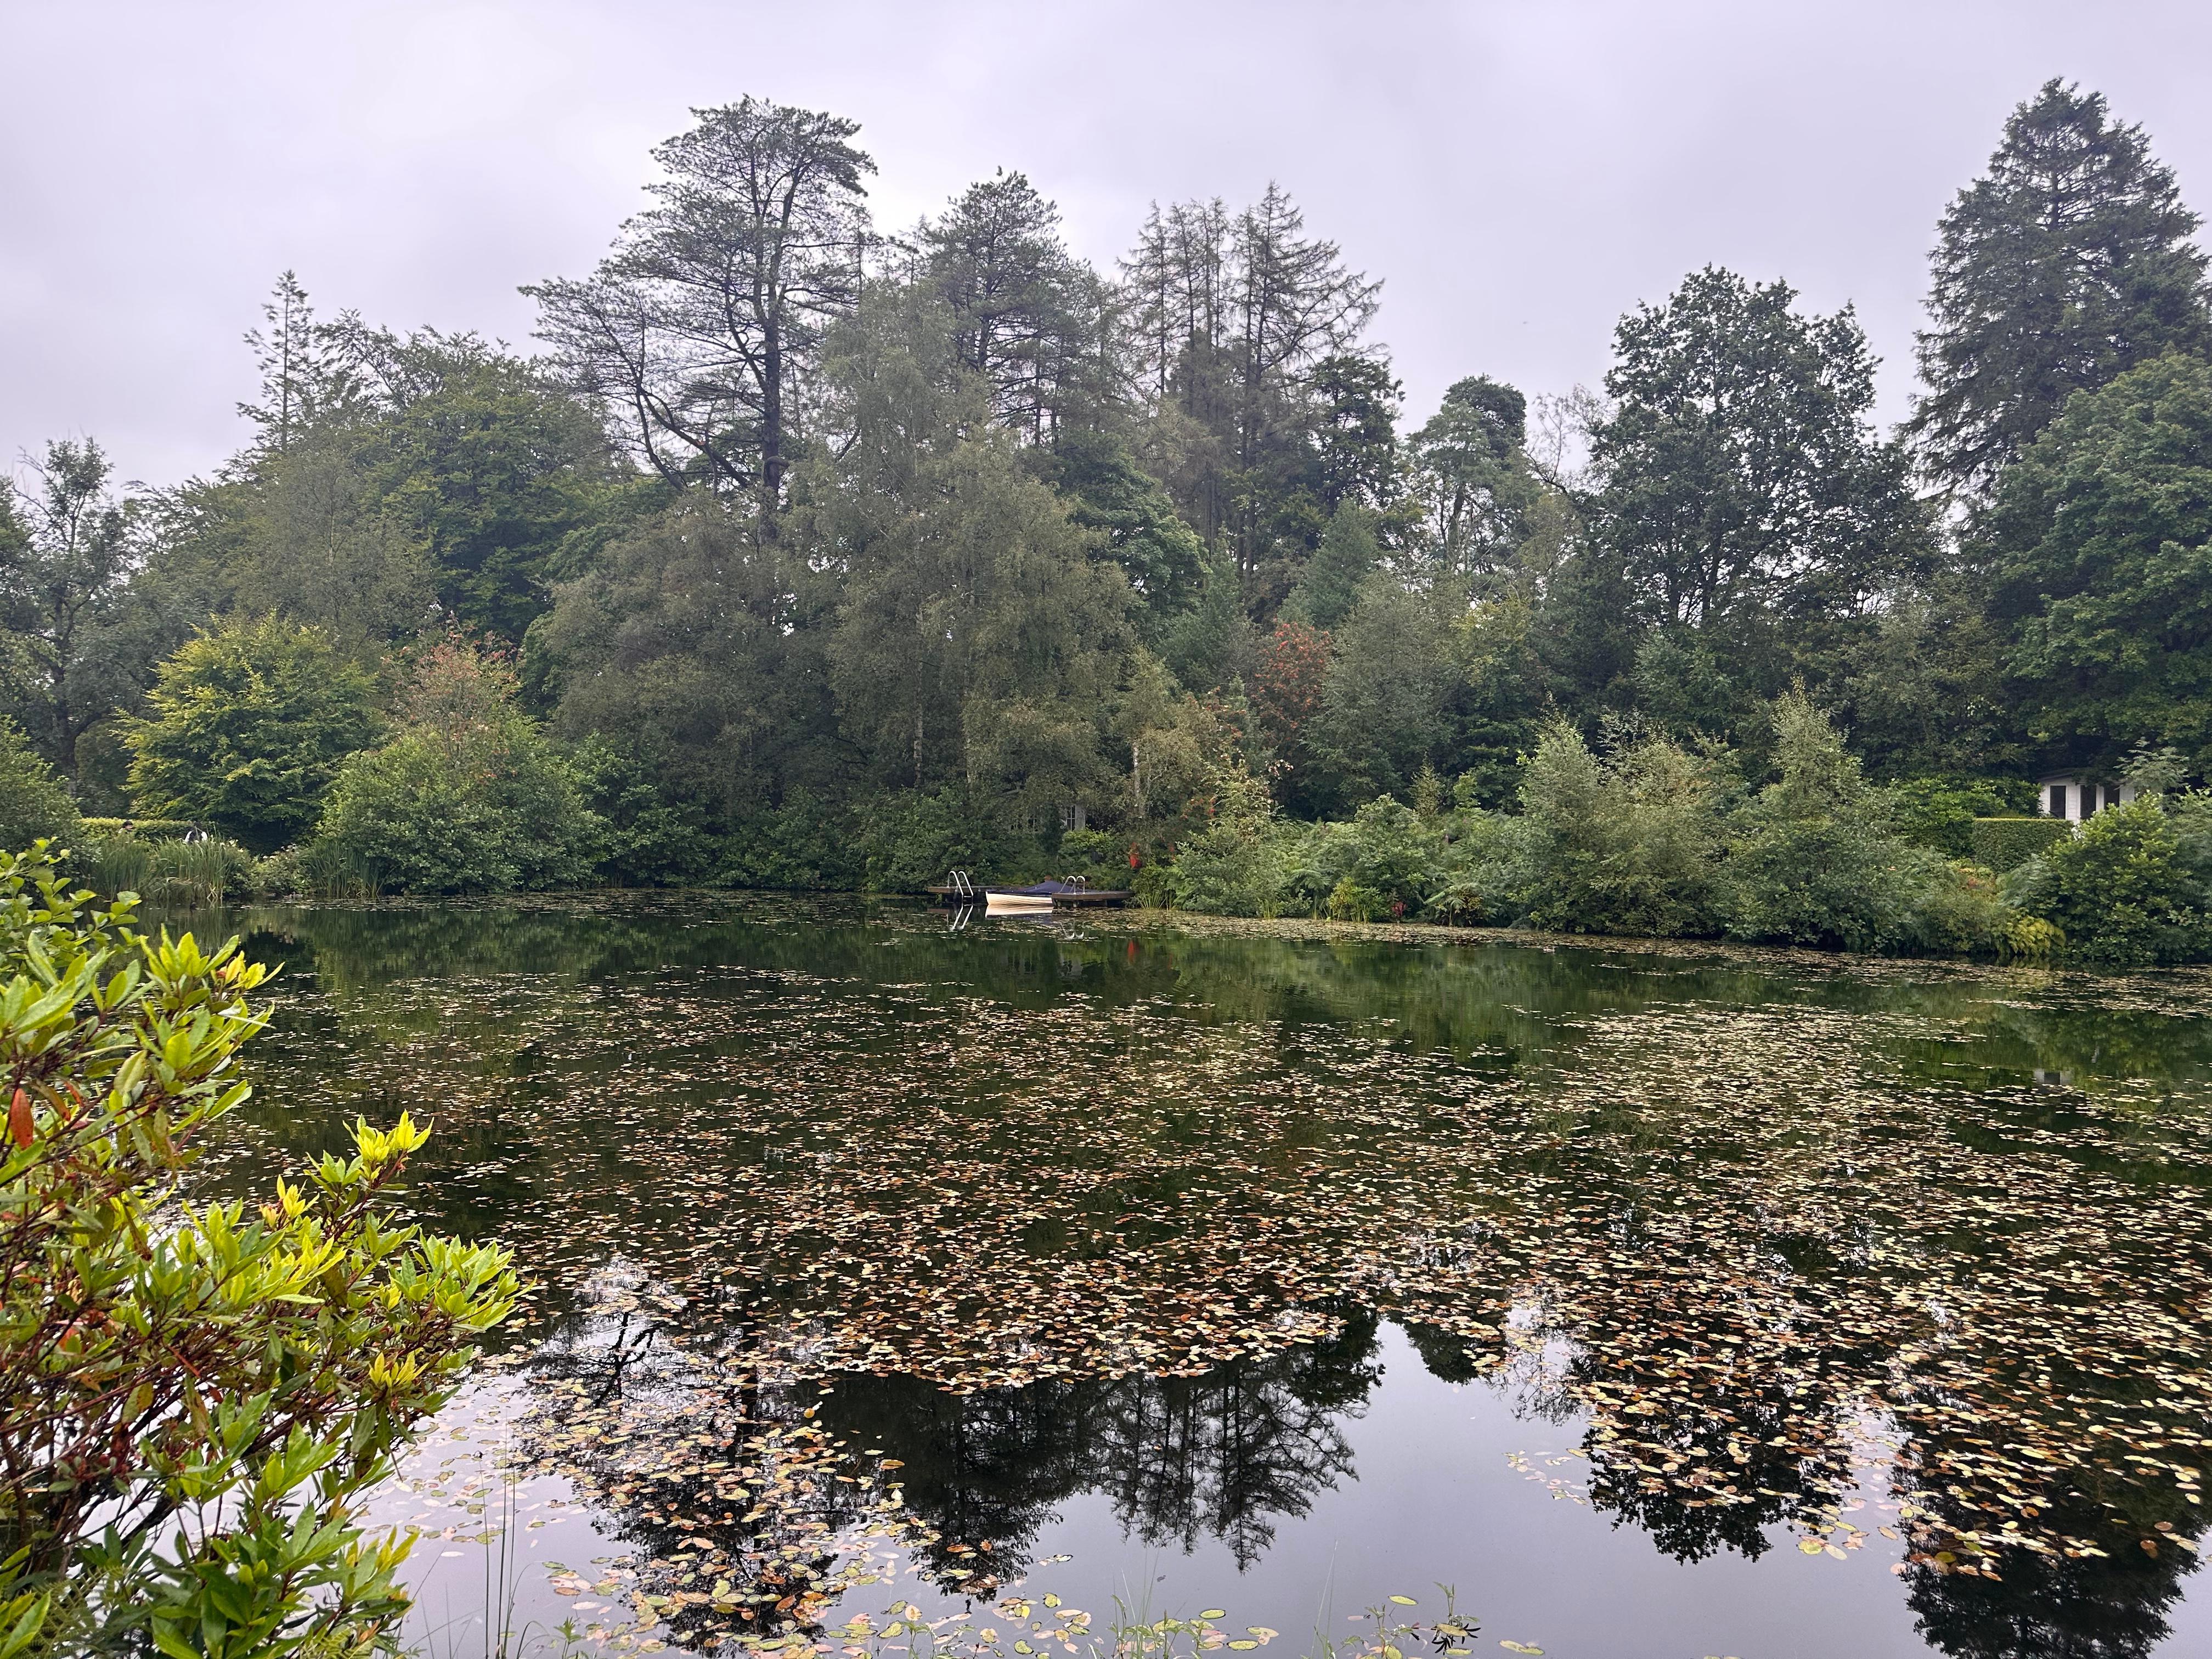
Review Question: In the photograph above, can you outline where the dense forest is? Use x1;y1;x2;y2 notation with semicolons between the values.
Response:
6;79;2212;959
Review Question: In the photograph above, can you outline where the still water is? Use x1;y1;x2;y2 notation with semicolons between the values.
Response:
194;894;2212;1658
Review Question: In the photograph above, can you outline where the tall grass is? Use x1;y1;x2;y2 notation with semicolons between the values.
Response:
81;834;153;900
81;834;253;906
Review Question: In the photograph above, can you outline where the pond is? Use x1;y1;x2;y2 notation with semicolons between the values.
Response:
193;894;2212;1658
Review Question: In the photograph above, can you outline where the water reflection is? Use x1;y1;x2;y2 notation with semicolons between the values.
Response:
180;894;2212;1656
821;1310;1379;1577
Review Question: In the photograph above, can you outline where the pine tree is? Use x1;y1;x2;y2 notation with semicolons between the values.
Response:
527;98;874;512
917;170;1106;442
1408;375;1535;586
1908;80;2212;503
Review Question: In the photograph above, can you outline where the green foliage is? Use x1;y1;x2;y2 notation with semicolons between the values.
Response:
78;819;193;842
2004;913;2066;961
536;497;838;830
0;723;78;853
1121;189;1380;593
1516;718;1728;936
528;97;873;510
27;87;2212;946
1720;691;1949;952
1983;353;2212;766
360;331;628;641
0;441;135;777
1035;431;1205;629
1165;766;1289;918
125;615;381;853
1284;501;1380;630
921;170;1112;443
809;287;1141;833
1302;578;1464;810
1970;816;2073;873
1282;797;1446;919
81;835;255;907
720;792;866;891
1891;776;2038;857
569;735;719;888
1589;268;1929;701
310;638;600;894
1162;548;1253;696
1405;375;1534;587
0;844;518;1652
854;788;999;893
2023;795;2212;964
1909;80;2211;501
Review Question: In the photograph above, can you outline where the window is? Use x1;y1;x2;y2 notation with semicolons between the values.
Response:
2049;784;2067;817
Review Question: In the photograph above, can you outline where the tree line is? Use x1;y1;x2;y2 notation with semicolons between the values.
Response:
3;79;2210;939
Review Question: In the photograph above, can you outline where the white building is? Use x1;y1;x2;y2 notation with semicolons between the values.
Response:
2038;772;2139;823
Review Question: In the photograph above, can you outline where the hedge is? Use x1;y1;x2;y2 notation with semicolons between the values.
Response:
1970;815;2073;872
80;818;198;842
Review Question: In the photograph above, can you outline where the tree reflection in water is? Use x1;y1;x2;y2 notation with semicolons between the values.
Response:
820;1311;1379;1577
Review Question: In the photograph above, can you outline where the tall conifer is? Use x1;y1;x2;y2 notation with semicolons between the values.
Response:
1909;80;2211;503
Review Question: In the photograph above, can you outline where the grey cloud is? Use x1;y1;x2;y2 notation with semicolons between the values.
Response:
5;0;2209;487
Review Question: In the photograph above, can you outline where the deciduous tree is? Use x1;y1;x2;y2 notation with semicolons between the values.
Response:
1589;268;1928;698
125;615;381;852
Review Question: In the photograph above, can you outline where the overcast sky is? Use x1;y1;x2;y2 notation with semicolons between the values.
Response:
6;0;2211;491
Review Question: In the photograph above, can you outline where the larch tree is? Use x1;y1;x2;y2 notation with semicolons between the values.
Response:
1908;79;2211;504
1119;188;1380;584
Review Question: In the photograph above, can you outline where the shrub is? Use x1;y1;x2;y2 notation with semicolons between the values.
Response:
1518;718;1727;936
125;615;381;854
1058;827;1120;877
1901;859;2012;955
0;844;518;1651
853;787;998;893
2027;795;2212;964
310;639;601;894
249;844;309;900
0;722;79;852
1722;691;1949;952
1970;815;2072;872
1166;766;1289;917
1725;815;1943;952
1891;777;2038;857
2004;914;2065;960
1421;810;1538;924
724;791;866;890
572;735;720;888
1282;797;1443;917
